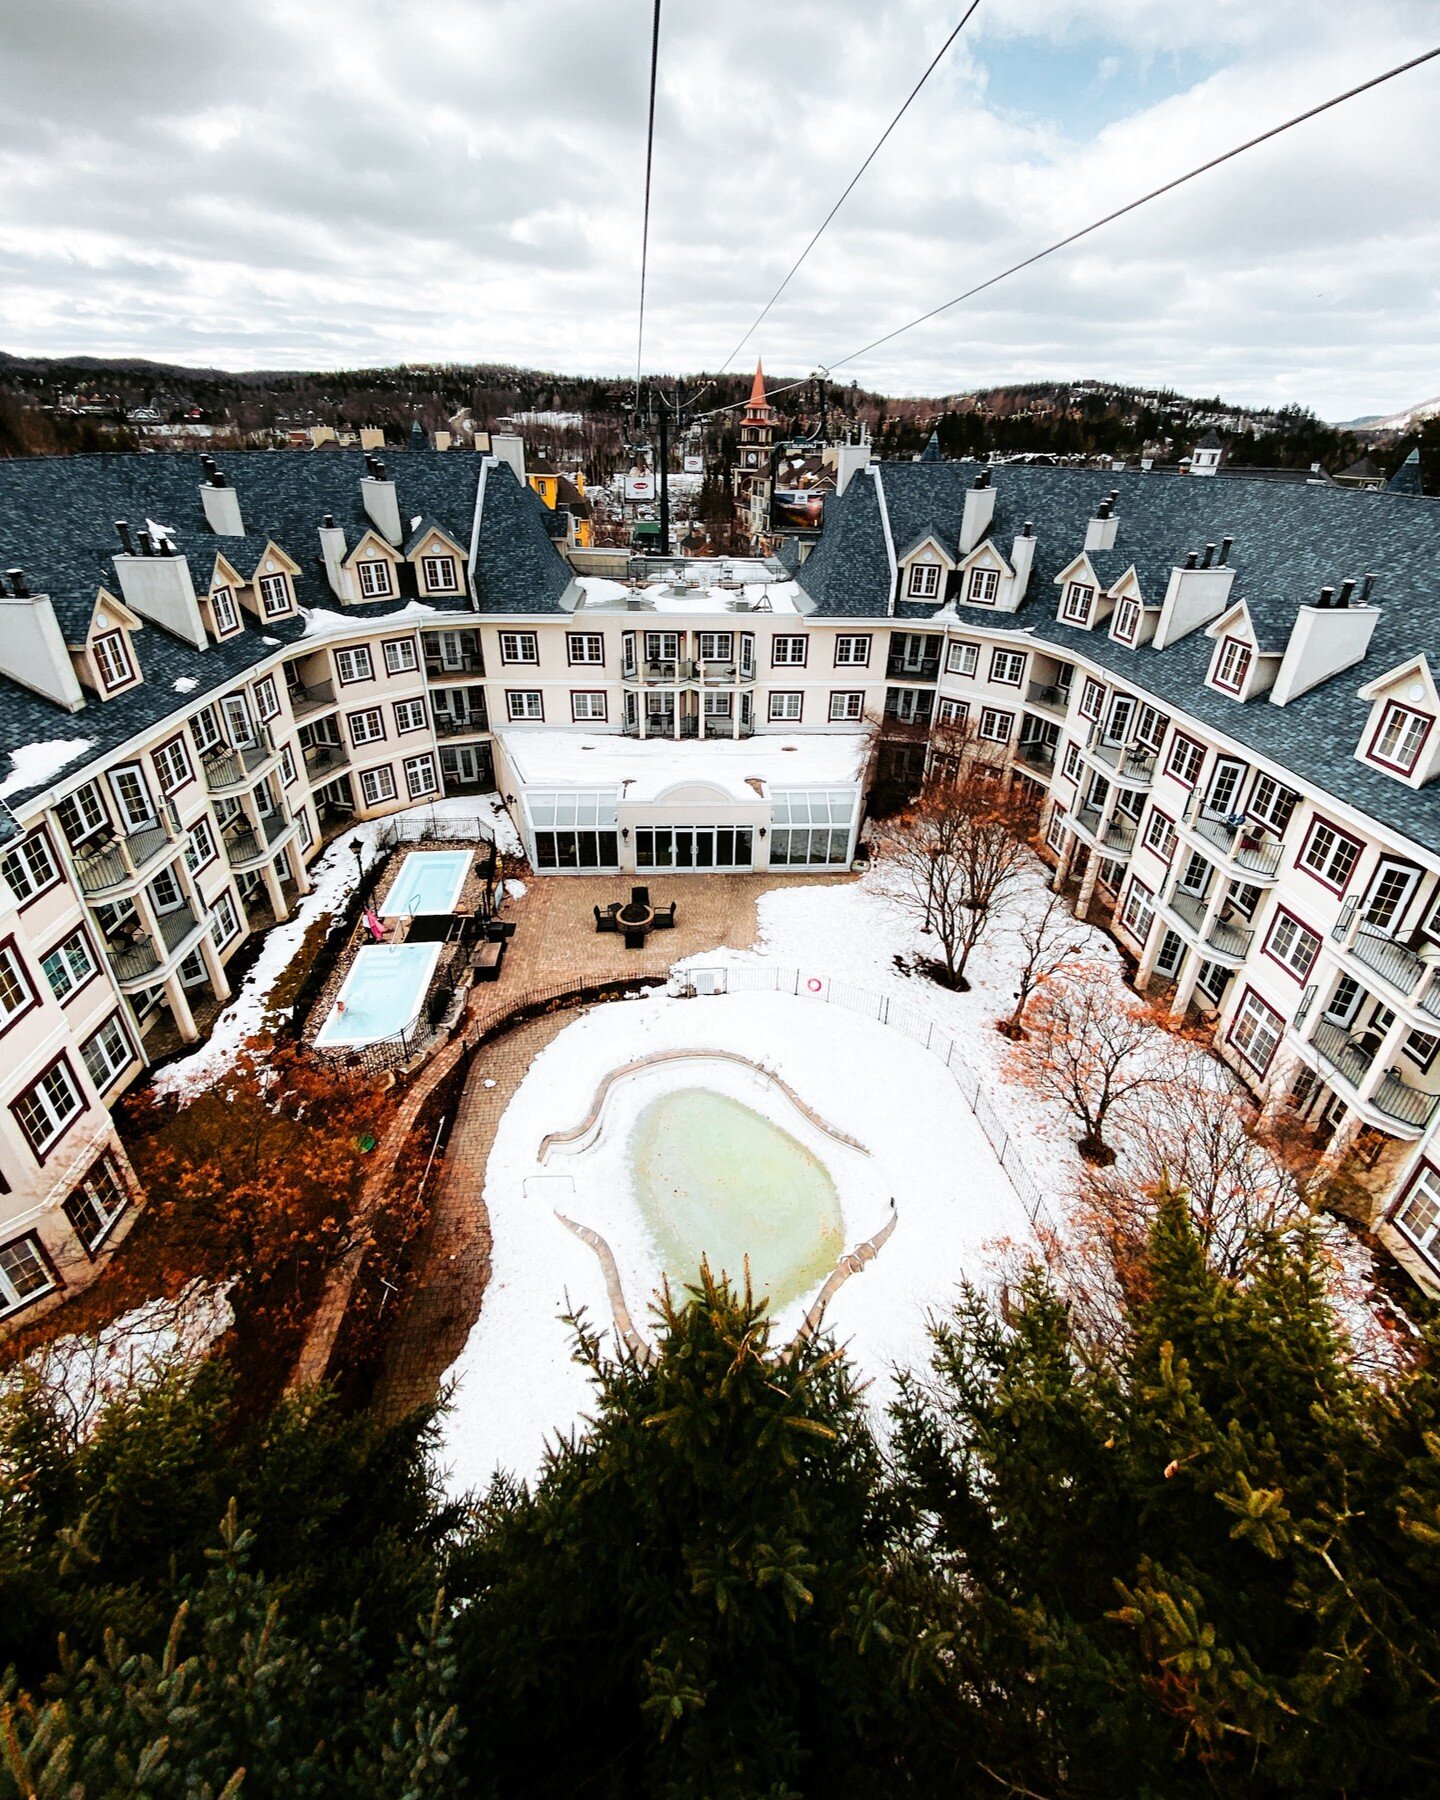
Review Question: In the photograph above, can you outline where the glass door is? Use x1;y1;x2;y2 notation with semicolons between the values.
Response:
109;765;156;832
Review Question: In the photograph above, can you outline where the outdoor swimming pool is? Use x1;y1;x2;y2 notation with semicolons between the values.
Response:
628;1088;844;1311
313;942;442;1048
380;849;472;917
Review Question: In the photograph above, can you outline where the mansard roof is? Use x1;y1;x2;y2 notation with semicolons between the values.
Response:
796;457;1440;850
1387;448;1424;495
0;448;575;804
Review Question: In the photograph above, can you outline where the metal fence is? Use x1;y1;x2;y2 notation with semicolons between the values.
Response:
683;963;1052;1232
376;812;511;850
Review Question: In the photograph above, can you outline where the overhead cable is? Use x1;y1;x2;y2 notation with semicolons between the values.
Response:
632;0;663;408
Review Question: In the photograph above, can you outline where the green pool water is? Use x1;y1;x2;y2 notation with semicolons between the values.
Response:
628;1088;844;1313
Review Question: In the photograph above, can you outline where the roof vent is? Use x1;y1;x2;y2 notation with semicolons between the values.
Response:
323;513;336;529
1316;585;1334;609
973;469;991;489
1336;578;1356;609
115;520;134;555
1184;550;1198;569
1359;571;1377;604
1219;535;1232;564
1096;499;1112;520
1200;542;1215;569
7;569;29;597
1021;520;1033;538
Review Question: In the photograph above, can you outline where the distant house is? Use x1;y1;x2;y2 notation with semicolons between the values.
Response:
1334;456;1386;491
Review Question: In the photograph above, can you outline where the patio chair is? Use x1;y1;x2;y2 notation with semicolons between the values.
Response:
652;902;677;929
486;918;517;941
594;905;619;934
622;926;647;950
630;885;650;907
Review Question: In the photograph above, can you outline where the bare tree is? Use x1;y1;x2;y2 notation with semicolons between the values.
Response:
1011;960;1171;1163
876;727;1037;990
997;885;1091;1037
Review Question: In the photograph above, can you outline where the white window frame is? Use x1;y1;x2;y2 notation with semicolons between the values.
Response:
184;818;217;873
947;640;979;677
1264;910;1320;981
571;691;608;721
383;637;419;675
348;708;385;747
258;573;291;616
421;554;459;593
990;649;1026;686
769;691;803;722
567;633;606;665
967;567;999;604
771;635;808;666
210;890;242;945
1061;581;1094;623
14;1058;85;1157
359;764;398;806
1370;702;1431;774
1229;988;1284;1073
834;634;870;666
0;1235;56;1317
253;675;280;723
335;645;374;684
40;930;95;1004
506;690;544;721
1395;1163;1440;1256
979;707;1013;744
907;562;942;599
211;587;239;633
357;559;393;598
394;698;428;734
81;1014;133;1090
2;833;60;903
153;737;192;795
499;631;539;664
403;754;439;800
937;699;970;728
829;691;864;722
92;630;133;689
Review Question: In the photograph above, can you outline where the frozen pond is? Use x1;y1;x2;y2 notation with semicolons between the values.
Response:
629;1089;843;1312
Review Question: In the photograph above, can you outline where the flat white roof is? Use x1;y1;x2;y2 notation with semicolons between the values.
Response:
574;573;808;616
497;728;867;805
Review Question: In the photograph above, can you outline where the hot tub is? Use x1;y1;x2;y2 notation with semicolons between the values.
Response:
380;849;472;918
314;942;442;1048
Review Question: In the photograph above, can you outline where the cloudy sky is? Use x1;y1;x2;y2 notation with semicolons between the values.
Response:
1;0;1437;418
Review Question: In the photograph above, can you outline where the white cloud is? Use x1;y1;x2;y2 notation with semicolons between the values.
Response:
0;0;1436;416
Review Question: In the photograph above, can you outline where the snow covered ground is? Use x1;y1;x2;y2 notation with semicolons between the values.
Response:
152;793;521;1100
0;1281;231;1441
442;989;1032;1493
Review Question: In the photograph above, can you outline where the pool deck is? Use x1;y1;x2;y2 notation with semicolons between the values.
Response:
368;868;854;1422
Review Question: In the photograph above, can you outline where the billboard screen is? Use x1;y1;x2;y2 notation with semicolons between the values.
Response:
771;487;825;531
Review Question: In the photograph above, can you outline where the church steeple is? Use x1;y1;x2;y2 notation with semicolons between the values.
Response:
733;357;778;547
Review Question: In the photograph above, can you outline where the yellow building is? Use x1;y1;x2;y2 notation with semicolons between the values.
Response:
527;459;593;548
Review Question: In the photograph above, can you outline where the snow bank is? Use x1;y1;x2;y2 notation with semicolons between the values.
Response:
0;738;95;801
441;990;1032;1493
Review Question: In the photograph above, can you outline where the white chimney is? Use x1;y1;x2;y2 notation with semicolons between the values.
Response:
1007;524;1036;604
0;577;86;711
1153;559;1237;650
1270;593;1380;707
834;436;871;497
111;525;208;649
491;433;527;484
318;515;352;601
361;459;404;546
198;463;244;535
959;473;996;553
1084;498;1118;551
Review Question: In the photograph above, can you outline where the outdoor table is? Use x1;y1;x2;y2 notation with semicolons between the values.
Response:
618;900;654;949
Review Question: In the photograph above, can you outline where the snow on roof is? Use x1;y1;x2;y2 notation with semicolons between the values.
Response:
497;728;866;804
0;737;96;801
575;565;805;616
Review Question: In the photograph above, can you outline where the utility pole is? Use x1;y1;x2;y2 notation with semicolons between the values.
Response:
656;389;671;557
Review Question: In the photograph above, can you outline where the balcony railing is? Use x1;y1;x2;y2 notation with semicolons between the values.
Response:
222;806;293;871
885;658;941;682
1180;791;1284;877
302;740;350;777
1016;740;1056;772
1309;1017;1440;1130
72;802;180;896
1166;887;1253;960
622;718;753;739
435;710;489;737
1331;897;1440;1022
287;679;336;721
203;727;278;794
1074;803;1104;842
1102;816;1138;854
1084;724;1157;786
1025;680;1069;714
424;653;484;678
104;902;205;988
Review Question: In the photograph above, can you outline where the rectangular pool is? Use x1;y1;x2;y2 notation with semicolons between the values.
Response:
380;849;472;918
314;943;442;1048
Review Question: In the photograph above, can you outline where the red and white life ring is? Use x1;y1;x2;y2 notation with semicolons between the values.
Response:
806;976;823;993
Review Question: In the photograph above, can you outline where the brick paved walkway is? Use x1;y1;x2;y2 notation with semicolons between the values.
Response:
366;869;852;1419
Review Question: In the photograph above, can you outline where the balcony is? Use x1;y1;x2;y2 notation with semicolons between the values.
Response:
1179;794;1284;879
1025;680;1070;716
1332;900;1440;1024
72;805;180;898
435;710;489;738
1309;1017;1440;1132
105;903;208;992
622;717;752;740
1016;740;1056;773
288;679;337;722
885;657;941;682
302;740;350;778
203;727;280;795
1073;803;1104;844
222;806;295;872
1102;815;1138;855
1166;887;1254;963
424;652;485;680
1085;730;1157;788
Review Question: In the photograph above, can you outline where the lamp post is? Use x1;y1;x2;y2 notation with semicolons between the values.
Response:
349;835;365;893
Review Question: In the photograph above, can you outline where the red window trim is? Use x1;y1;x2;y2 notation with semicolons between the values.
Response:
1165;733;1204;788
9;1050;87;1167
989;649;1026;686
65;1149;132;1259
334;646;375;685
1112;597;1140;644
92;629;136;693
82;1010;137;1094
1211;635;1252;694
1365;700;1434;776
1225;984;1285;1076
565;632;607;667
1260;904;1322;984
5;828;63;911
393;699;429;735
152;732;195;798
1388;1156;1440;1237
209;587;241;636
1141;806;1177;859
36;923;104;1009
1078;678;1105;721
1295;812;1363;896
0;934;41;1042
346;707;387;747
0;1229;62;1318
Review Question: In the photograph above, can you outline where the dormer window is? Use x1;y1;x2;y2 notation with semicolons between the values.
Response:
967;568;998;604
1368;701;1433;775
1061;582;1093;624
422;555;459;593
907;563;941;599
92;630;135;692
212;587;239;634
1213;637;1253;694
1113;596;1140;642
358;559;393;599
258;573;291;617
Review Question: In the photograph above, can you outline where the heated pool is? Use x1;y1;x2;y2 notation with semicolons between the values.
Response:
380;850;472;917
314;943;442;1048
628;1089;844;1312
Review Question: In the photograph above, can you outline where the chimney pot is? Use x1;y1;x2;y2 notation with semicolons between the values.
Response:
1201;543;1215;568
1184;550;1198;569
115;520;134;555
7;568;28;598
1317;585;1334;609
1022;520;1033;538
212;470;227;488
1219;535;1232;564
374;460;387;481
1359;571;1377;604
1097;499;1111;520
323;513;336;528
1337;578;1356;608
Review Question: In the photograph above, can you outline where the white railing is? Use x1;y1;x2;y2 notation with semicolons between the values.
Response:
680;962;1052;1233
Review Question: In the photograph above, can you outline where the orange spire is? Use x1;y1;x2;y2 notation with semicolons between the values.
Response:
747;359;769;410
